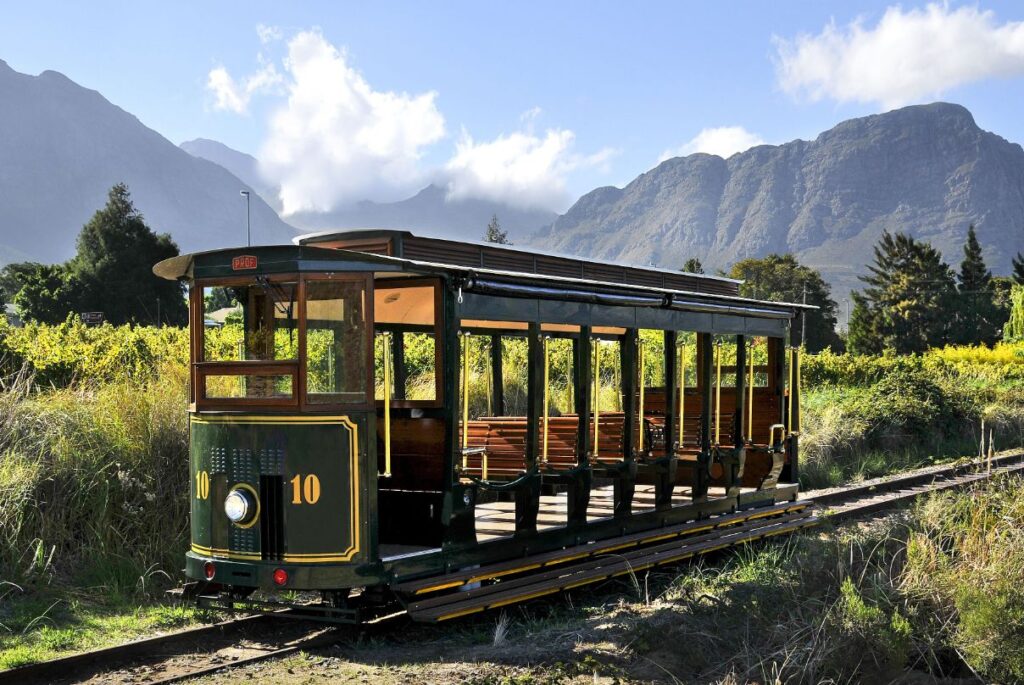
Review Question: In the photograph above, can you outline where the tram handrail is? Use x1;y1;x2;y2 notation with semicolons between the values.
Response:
638;338;646;454
714;340;723;446
678;342;687;448
542;336;550;465
747;339;755;443
381;331;392;478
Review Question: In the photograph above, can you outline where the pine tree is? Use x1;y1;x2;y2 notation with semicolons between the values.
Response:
484;214;511;245
67;184;186;325
1012;253;1024;285
852;231;957;354
682;257;704;274
956;224;1000;345
846;293;879;355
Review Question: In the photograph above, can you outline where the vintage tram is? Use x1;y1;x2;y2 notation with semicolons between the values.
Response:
155;230;813;622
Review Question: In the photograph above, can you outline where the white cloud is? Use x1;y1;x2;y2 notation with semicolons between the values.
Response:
206;59;282;114
256;23;282;44
774;4;1024;109
259;29;446;213
444;128;614;212
659;126;765;162
208;28;612;213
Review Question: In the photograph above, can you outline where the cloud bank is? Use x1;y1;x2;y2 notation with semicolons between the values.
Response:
660;126;765;162
774;4;1024;109
258;30;445;213
207;29;609;214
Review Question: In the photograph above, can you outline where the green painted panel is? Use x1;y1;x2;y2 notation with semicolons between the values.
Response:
189;414;369;564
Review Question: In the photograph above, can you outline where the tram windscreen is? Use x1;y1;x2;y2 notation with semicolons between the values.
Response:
305;280;369;404
203;282;298;361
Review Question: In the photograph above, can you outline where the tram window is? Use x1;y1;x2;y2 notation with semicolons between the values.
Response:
638;330;665;389
402;332;437;400
676;332;698;387
374;281;441;405
501;336;529;416
203;282;298;362
204;373;293;399
305;280;368;404
375;331;438;401
546;337;574;415
748;337;770;387
710;335;740;387
593;338;622;412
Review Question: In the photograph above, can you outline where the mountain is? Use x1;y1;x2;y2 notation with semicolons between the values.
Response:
0;60;294;265
286;184;557;244
179;138;281;212
531;103;1024;299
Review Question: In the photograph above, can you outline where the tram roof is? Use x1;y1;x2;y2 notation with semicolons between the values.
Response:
156;240;814;321
293;229;742;294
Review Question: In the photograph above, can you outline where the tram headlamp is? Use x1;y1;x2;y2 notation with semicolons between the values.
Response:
224;487;258;526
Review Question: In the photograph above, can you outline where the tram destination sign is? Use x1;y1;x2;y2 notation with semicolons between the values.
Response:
232;255;258;271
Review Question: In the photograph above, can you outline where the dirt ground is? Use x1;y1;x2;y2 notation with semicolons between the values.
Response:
189;580;692;685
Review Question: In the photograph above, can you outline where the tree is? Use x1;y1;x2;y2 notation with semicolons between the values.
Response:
848;231;957;354
15;184;187;326
69;184;187;325
12;263;80;324
726;254;842;352
0;262;41;306
484;214;511;245
1013;253;1024;285
682;257;704;274
956;224;1002;345
1004;284;1024;342
846;294;875;354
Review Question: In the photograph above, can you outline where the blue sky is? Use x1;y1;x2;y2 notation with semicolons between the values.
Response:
4;1;1024;214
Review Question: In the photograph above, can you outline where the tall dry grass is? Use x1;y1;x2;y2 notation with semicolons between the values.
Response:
0;363;189;597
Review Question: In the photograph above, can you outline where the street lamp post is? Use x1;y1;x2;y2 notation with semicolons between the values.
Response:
239;190;251;246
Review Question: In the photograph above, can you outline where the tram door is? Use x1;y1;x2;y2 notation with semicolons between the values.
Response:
372;279;446;552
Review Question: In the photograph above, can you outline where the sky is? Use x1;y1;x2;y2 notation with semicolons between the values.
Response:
4;1;1024;215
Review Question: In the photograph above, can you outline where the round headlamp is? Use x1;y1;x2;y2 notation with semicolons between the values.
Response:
224;487;258;526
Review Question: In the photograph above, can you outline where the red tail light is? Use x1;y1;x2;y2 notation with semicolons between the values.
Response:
273;568;288;586
204;561;215;580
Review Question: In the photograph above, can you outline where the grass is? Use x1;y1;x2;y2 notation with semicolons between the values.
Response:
0;594;201;669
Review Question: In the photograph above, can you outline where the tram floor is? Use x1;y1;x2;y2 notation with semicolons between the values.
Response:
473;483;758;542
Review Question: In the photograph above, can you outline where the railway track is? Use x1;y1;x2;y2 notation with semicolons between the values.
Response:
5;449;1022;685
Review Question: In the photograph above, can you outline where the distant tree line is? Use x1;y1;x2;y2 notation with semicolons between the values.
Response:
683;224;1017;355
1;184;187;326
4;195;1018;357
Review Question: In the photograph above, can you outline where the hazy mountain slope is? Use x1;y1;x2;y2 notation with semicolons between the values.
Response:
0;60;294;265
287;184;557;243
532;103;1024;298
179;137;281;212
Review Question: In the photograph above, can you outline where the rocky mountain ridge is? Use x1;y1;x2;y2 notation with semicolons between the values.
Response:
531;103;1024;298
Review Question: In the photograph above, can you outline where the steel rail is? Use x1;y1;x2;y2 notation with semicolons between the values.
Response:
811;449;1024;521
0;612;341;685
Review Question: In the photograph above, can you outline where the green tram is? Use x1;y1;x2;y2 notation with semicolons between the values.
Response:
155;229;813;622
